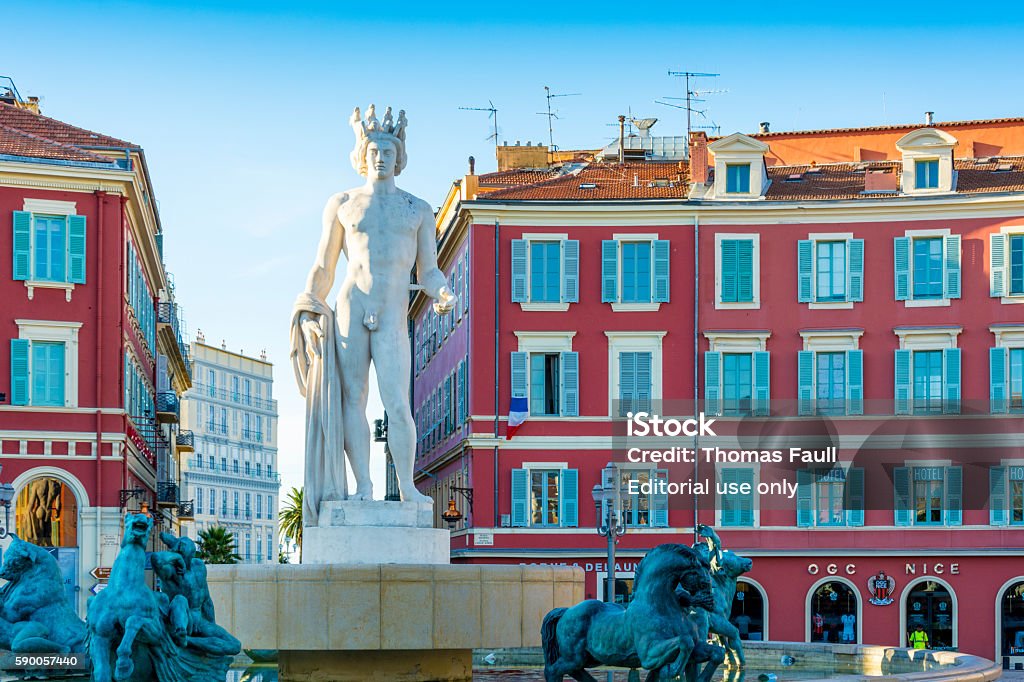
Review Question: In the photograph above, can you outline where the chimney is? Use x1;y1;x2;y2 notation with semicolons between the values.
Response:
759;121;770;133
925;111;934;125
468;156;476;175
463;155;480;199
618;115;626;165
689;131;709;184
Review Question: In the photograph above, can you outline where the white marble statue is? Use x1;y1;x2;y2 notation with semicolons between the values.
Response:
290;105;457;526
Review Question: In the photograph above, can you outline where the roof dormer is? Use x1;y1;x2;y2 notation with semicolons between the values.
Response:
895;128;958;195
707;133;771;200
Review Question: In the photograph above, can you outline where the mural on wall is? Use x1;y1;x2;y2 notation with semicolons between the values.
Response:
16;478;78;548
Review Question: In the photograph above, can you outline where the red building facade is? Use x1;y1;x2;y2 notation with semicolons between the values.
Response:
413;118;1024;665
0;91;191;612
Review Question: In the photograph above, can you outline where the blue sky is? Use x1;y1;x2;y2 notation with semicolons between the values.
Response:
5;1;1023;501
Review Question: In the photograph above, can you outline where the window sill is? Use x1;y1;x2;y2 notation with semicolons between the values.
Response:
904;298;951;308
519;302;570;312
1000;295;1024;305
715;300;760;310
25;280;75;302
808;300;854;310
610;302;661;312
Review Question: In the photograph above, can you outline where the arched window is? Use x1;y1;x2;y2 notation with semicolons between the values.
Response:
15;476;78;547
905;579;956;651
999;580;1024;665
808;580;859;644
731;579;767;641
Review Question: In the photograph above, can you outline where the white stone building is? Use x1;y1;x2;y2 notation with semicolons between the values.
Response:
180;338;280;563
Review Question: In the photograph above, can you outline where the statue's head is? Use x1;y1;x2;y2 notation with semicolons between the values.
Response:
0;535;58;583
714;550;753;579
349;104;408;177
160;530;198;565
122;512;153;548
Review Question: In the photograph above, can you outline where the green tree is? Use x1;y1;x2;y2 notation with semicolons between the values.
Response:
196;526;242;564
279;487;303;563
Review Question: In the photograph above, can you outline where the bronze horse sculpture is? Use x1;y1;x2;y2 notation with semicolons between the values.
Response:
541;543;725;682
691;525;753;668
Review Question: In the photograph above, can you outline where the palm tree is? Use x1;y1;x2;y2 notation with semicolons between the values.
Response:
279;487;303;563
196;526;242;564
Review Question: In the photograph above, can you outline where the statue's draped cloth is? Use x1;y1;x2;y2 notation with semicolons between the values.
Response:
290;293;347;526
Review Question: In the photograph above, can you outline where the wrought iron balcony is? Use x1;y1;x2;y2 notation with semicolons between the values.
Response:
157;481;179;507
176;430;195;452
155;392;179;423
176;500;194;520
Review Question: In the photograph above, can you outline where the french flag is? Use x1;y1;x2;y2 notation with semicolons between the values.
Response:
507;396;528;439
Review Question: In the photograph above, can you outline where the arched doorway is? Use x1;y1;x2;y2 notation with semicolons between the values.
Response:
12;473;83;607
807;579;860;644
731;578;767;641
997;579;1024;667
904;579;956;651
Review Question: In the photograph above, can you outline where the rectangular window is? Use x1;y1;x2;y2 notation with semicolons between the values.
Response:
915;159;939;189
30;341;65;406
1012;471;1024;525
33;216;67;282
912;238;944;299
529;241;560;302
243;378;252;405
244;461;250;476
1011;348;1024;412
913;350;943;414
233;491;239;516
232;376;239;402
529;469;560;526
1011;235;1024;296
720;467;755;526
267;533;273;561
619;469;652;527
256;536;262;563
720;238;755;303
529;353;560;416
913;467;944;525
815;241;846;301
256;495;262;519
207;369;216;396
220;457;227;472
221;490;227;516
816;352;846;416
722;353;753;416
618;351;652;416
621;242;652;303
726;164;751;193
816;471;847;526
208;455;214;469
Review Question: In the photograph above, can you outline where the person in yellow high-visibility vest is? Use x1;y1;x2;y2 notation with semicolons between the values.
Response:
909;624;930;649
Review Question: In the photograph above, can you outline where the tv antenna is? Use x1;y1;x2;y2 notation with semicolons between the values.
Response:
459;101;499;152
537;86;581;150
661;70;723;158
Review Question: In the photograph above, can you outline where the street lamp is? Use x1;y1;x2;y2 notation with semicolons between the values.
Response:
592;464;626;604
0;463;16;539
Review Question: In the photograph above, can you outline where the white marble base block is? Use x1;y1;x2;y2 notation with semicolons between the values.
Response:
302;500;450;565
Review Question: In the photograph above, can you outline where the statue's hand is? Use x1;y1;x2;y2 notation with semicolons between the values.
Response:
299;312;323;359
433;286;458;315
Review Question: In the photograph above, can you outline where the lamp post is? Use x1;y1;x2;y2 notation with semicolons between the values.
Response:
0;463;16;539
592;464;626;604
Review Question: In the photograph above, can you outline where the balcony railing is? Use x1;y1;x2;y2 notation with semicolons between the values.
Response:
157;300;191;380
157;482;179;507
176;500;194;520
155;392;179;423
241;429;263;442
176;430;194;452
191;383;276;411
206;422;228;435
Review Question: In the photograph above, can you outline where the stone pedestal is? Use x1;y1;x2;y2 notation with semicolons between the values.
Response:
302;500;450;565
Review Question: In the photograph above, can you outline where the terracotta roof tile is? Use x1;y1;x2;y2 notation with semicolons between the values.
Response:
956;157;1024;193
0;101;133;149
744;116;1024;139
479;168;559;187
482;161;689;200
0;123;118;164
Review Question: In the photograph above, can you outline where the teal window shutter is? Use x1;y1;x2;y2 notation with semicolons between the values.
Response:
894;349;912;415
559;351;579;417
944;466;962;526
68;215;87;284
561;239;579;303
635;351;652;414
991;234;1008;297
10;338;30;406
457;360;467;422
752;350;770;416
894;237;911;301
847;238;864;302
797;350;815;416
846;350;864;416
618;352;636;417
601;240;619;303
652;239;670;303
990;466;1008;526
944;234;961;299
511;239;527;302
12;211;31;281
721;240;737;302
704;351;722;416
796;469;813;527
846;467;865;526
797;240;814;302
991;347;1008;414
943;348;961;414
652;469;669;527
894;467;911;526
559;468;579;528
719;468;737;526
510;352;528;400
737;467;755;526
444;375;452;435
736;240;754;302
511;469;529;527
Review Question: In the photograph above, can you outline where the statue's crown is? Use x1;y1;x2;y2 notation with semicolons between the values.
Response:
350;104;407;144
